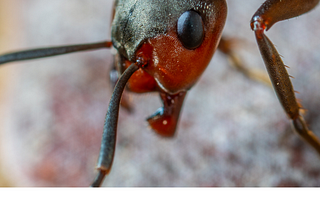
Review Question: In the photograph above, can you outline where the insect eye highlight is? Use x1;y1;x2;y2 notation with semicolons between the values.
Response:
177;10;204;50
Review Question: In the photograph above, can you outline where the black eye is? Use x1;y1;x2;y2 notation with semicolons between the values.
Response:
177;10;204;50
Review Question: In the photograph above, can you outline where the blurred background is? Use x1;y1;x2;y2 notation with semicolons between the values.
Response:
0;0;320;187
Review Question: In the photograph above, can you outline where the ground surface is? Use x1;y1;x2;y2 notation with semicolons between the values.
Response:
0;0;320;187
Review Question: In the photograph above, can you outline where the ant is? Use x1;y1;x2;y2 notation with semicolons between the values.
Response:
0;0;320;187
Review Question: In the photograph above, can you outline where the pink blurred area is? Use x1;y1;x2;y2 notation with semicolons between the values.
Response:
0;0;320;187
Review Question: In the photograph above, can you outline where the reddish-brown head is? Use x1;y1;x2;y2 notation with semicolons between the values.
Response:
133;1;227;94
112;0;227;94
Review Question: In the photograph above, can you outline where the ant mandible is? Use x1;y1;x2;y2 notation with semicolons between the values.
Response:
0;1;318;186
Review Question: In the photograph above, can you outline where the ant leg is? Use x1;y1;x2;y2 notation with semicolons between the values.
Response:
218;37;272;87
293;116;320;154
251;0;320;154
147;91;186;137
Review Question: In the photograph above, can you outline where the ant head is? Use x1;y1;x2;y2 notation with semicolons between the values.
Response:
112;0;227;94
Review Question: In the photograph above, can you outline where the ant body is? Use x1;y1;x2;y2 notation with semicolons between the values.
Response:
0;0;320;187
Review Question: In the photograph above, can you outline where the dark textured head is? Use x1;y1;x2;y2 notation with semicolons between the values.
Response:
112;0;227;94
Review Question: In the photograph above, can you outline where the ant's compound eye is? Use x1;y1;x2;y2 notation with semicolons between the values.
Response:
177;10;204;50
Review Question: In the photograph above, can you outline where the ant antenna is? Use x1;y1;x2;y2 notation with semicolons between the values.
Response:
91;63;139;187
0;41;112;64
